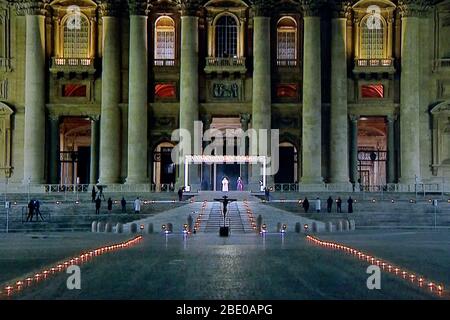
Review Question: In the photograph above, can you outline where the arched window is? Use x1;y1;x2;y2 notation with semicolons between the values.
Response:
277;17;297;65
63;13;90;58
215;15;238;58
155;16;175;61
360;13;385;59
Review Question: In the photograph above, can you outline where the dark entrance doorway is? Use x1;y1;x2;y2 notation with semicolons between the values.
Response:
215;163;240;191
275;146;296;183
77;147;91;184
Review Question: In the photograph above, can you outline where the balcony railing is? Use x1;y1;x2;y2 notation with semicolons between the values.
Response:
355;58;393;67
154;59;177;67
433;59;450;72
204;57;247;74
52;57;94;67
276;59;298;67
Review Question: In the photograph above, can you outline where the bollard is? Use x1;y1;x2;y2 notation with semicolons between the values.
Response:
256;215;263;232
167;223;173;233
325;221;333;232
115;222;123;234
342;220;349;231
277;222;281;233
105;222;113;233
147;223;154;234
295;222;301;233
336;220;343;232
97;221;106;233
91;221;98;233
312;222;318;233
349;219;356;231
130;223;137;234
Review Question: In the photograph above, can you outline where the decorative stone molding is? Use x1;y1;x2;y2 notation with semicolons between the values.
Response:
0;102;13;178
250;0;275;17
330;0;352;19
178;0;202;16
128;0;150;16
99;0;122;17
240;113;251;126
15;0;49;16
301;0;325;17
398;0;432;17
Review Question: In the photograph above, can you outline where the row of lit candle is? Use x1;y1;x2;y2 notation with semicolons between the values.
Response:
1;236;143;299
243;200;258;232
306;235;445;297
192;200;207;233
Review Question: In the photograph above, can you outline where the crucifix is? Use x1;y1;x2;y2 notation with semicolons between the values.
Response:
214;195;237;228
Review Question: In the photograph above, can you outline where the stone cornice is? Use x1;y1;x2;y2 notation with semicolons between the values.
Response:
15;0;49;16
178;0;202;16
99;0;122;17
301;0;325;17
250;0;275;17
398;0;433;17
129;0;150;15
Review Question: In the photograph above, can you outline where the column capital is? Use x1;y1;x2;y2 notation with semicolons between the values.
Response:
398;0;431;18
301;0;325;17
240;113;251;125
128;0;150;16
250;0;275;17
201;114;212;130
90;115;100;122
179;0;202;17
15;0;49;16
330;0;352;19
349;114;359;122
386;114;398;122
99;0;122;17
48;114;60;122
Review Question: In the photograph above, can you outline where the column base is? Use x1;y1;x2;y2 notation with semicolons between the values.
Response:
98;177;121;185
327;182;353;192
301;176;324;184
399;177;421;185
125;177;149;185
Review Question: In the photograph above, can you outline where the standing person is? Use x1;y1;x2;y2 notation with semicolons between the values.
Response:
107;198;113;213
178;187;184;201
34;199;44;221
302;197;310;213
95;197;101;215
121;197;127;213
26;200;34;222
264;187;270;201
91;185;96;203
221;177;229;192
337;197;342;213
347;197;354;213
134;197;141;214
315;197;321;213
237;177;244;191
327;196;333;213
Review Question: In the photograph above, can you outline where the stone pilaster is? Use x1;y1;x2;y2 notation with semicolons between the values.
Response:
178;2;200;190
349;115;359;184
330;1;351;185
301;1;323;184
18;0;48;184
201;114;212;190
48;115;60;185
387;115;396;184
240;113;251;186
250;1;272;190
398;0;426;184
126;0;149;184
90;116;100;185
99;1;122;184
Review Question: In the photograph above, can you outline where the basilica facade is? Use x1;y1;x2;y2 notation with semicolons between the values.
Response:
0;0;449;192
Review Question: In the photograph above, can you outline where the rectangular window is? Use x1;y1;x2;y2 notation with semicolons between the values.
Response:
62;84;87;97
155;30;175;60
361;84;384;98
277;30;296;61
155;83;176;99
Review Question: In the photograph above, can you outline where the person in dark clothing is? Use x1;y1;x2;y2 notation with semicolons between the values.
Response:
26;200;34;222
95;197;101;215
34;200;44;221
121;197;127;213
327;196;333;213
264;187;270;201
178;187;184;201
91;186;96;203
347;197;354;213
302;197;310;213
107;198;113;213
337;197;342;213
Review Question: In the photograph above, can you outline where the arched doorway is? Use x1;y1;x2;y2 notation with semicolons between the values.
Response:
152;142;176;191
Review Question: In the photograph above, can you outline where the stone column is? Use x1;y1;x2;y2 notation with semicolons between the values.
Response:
387;115;396;183
21;1;47;184
48;115;60;184
126;0;148;184
99;1;121;184
178;1;200;190
201;114;212;190
250;2;272;190
301;1;323;184
398;1;423;184
90;116;100;184
330;2;350;185
240;113;251;185
349;115;359;183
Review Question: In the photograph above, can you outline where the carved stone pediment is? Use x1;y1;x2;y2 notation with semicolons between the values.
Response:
430;101;450;114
